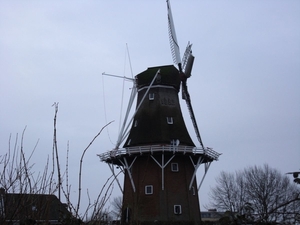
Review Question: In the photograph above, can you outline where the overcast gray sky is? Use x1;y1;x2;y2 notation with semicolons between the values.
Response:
1;0;299;214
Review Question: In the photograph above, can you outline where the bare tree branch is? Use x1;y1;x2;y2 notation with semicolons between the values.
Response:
209;164;300;224
75;121;113;218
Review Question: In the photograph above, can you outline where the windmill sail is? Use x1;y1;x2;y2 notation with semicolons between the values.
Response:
167;0;181;66
181;82;205;149
182;42;194;77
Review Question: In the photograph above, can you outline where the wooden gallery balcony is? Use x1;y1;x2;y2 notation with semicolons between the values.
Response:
98;145;220;165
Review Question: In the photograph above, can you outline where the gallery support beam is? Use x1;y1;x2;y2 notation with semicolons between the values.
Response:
189;156;204;191
119;157;137;192
151;153;175;190
107;163;124;193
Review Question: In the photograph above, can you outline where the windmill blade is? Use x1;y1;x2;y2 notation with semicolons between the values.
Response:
181;54;194;100
166;1;202;148
167;0;181;69
181;42;194;99
182;42;193;73
182;81;205;149
184;54;195;78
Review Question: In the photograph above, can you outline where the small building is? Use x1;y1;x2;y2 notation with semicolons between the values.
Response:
201;209;224;223
0;187;74;225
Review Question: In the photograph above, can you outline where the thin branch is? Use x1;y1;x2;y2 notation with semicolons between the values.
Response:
52;102;61;201
20;126;32;192
75;121;113;218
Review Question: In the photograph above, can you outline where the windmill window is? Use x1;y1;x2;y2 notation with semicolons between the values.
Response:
174;205;182;215
171;163;179;172
145;185;153;195
149;93;155;100
166;117;173;124
134;120;138;127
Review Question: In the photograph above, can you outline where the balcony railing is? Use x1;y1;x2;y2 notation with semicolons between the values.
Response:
98;144;221;162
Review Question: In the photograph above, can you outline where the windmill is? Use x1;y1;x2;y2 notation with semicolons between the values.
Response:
98;1;220;224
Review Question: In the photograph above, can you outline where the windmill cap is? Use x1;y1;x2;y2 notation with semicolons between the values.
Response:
136;65;180;91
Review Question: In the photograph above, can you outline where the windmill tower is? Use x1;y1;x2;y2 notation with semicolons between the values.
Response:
98;1;220;224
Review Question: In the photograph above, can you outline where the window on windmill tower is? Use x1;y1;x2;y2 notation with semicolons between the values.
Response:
145;185;153;195
149;93;155;100
174;205;182;215
166;117;173;124
171;163;179;172
134;120;138;127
